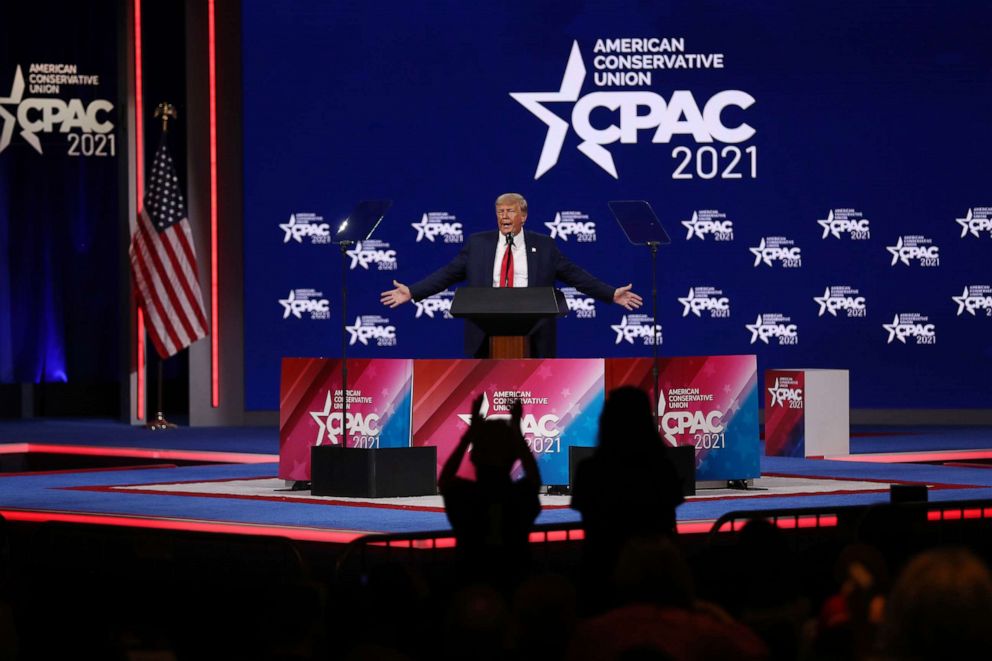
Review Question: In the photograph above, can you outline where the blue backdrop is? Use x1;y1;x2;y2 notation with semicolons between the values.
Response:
0;0;121;385
241;0;992;411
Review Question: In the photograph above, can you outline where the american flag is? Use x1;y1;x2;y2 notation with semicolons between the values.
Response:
129;140;208;358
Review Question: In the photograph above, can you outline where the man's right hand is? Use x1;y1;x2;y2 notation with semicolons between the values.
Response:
380;280;412;308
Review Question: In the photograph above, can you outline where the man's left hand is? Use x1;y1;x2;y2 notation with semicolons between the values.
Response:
613;283;643;310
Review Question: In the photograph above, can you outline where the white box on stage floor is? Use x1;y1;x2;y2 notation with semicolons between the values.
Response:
764;369;849;458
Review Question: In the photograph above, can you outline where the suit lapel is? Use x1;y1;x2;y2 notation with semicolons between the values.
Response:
482;231;499;286
524;230;536;282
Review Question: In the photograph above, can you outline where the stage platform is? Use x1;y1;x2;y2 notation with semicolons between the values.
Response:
2;419;992;544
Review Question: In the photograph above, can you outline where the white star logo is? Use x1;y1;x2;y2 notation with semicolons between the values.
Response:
681;211;701;239
817;210;837;239
745;315;765;344
279;214;301;243
767;378;791;407
882;314;902;343
887;237;906;266
309;391;340;446
346;242;367;269
545;212;567;240
0;66;39;154
956;209;974;238
813;287;832;317
749;238;770;267
678;288;698;317
952;287;972;315
345;316;367;345
510;41;595;179
611;315;632;344
278;290;299;319
411;213;432;242
456;392;511;426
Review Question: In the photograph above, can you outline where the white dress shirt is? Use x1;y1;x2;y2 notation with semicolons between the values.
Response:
492;231;529;287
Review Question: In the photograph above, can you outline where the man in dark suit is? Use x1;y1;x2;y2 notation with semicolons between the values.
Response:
380;193;642;357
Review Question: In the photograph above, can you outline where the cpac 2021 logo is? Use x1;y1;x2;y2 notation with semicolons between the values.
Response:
817;209;870;240
678;287;730;318
0;65;115;156
309;391;381;447
814;287;866;318
411;212;463;243
657;389;725;446
956;209;992;239
952;286;992;317
886;236;940;267
767;377;803;409
545;211;597;242
610;315;662;345
511;41;756;179
456;392;562;455
746;314;798;345
750;237;802;268
278;289;330;320
345;315;397;346
279;213;330;244
347;241;398;270
413;290;455;319
681;210;734;241
883;314;936;344
562;287;596;319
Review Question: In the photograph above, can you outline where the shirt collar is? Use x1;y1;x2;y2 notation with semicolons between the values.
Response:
498;229;526;248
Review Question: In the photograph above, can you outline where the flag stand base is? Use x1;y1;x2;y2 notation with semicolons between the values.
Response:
146;411;177;431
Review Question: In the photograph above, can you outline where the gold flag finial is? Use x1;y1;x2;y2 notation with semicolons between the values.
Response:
154;102;178;133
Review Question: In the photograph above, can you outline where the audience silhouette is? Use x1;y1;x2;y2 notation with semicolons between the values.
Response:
879;546;992;660
570;386;685;612
439;394;541;584
567;535;769;661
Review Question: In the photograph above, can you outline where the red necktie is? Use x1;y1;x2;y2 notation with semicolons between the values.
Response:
500;241;514;287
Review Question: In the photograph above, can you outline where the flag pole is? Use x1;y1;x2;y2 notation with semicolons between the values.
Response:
147;102;178;431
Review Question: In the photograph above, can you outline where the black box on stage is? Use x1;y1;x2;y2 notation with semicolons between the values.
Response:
669;445;696;497
890;483;928;504
567;444;696;497
310;446;437;498
568;445;596;489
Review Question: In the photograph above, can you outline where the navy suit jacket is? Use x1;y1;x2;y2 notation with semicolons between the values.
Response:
408;230;616;357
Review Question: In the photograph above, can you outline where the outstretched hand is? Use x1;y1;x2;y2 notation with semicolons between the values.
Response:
613;283;643;310
380;280;412;308
510;399;527;454
471;393;486;426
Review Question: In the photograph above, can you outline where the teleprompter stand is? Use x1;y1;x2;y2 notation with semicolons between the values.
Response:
311;200;437;498
450;286;568;359
608;200;671;427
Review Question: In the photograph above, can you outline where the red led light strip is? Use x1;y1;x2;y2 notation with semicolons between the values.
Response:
0;510;362;544
208;0;220;407
832;450;992;463
133;0;145;420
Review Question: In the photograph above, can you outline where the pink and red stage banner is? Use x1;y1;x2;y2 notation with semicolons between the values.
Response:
411;359;603;485
279;358;413;480
764;370;806;457
606;356;760;482
278;355;759;484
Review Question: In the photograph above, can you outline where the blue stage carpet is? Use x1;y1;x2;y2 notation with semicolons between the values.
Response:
0;420;990;541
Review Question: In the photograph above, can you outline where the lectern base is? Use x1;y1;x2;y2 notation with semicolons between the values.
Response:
489;335;529;359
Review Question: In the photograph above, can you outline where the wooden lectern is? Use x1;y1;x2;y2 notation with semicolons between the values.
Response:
450;287;568;359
